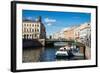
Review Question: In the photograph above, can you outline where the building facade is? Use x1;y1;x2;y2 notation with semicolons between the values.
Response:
74;23;91;47
22;16;46;39
78;23;91;47
52;31;65;40
63;23;91;47
63;27;76;40
74;26;80;41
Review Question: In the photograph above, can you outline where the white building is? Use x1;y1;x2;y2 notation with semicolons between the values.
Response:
22;16;46;39
79;23;91;47
74;23;91;47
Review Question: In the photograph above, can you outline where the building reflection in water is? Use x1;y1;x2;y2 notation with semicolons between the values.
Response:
23;46;85;63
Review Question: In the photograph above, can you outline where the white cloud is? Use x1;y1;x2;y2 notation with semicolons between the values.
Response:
61;27;70;32
47;23;52;26
44;18;56;23
44;18;56;26
26;16;33;20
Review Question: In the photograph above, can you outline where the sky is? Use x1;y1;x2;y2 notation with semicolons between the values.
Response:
22;10;91;36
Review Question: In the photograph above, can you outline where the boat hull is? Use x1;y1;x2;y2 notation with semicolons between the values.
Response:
56;55;69;59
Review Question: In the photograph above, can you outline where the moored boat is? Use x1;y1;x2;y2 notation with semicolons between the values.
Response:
55;47;69;59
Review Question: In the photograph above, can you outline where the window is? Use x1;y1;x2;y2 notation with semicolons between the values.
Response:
32;29;34;32
32;24;34;27
35;34;37;37
30;34;32;39
27;29;28;32
24;34;26;39
27;24;28;27
30;28;31;32
35;29;36;32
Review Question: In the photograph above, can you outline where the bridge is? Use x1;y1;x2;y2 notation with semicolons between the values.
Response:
45;39;75;47
46;39;75;43
46;39;68;42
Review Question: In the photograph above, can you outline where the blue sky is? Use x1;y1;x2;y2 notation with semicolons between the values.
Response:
22;10;91;36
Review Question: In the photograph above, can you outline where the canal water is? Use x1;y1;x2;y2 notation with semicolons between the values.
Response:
40;47;57;62
23;47;85;63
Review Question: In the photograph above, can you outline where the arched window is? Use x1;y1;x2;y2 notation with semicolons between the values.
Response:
32;29;34;32
27;24;28;27
27;29;28;32
35;34;37;37
32;24;34;27
30;28;31;32
35;29;36;32
24;34;26;39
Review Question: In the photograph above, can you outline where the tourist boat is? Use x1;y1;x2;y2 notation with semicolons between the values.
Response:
55;46;75;59
55;47;69;59
55;50;68;59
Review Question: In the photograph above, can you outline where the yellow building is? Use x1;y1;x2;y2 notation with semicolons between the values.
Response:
22;16;46;39
63;27;76;40
63;23;90;43
74;26;80;41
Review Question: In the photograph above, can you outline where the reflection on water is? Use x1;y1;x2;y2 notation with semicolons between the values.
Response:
23;47;84;63
40;47;57;62
22;48;43;62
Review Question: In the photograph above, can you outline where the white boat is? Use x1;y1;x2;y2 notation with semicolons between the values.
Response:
55;47;69;58
56;46;76;58
55;50;68;56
